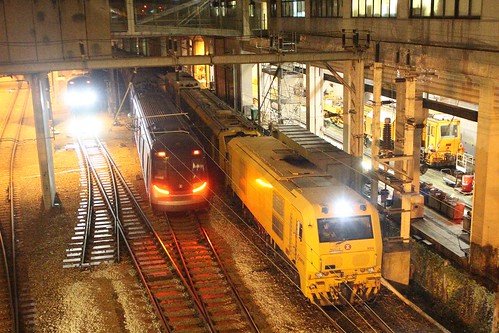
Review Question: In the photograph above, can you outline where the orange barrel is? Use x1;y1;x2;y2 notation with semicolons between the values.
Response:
462;175;474;192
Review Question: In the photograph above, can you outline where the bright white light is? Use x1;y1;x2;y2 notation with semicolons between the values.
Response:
334;199;354;217
67;115;102;137
362;160;372;171
65;90;97;107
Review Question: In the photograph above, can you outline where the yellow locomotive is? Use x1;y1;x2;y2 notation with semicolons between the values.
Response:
227;136;383;305
364;105;463;169
168;71;382;305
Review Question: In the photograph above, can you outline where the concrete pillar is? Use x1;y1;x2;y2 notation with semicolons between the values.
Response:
470;78;499;283
306;65;323;135
241;0;251;40
29;73;56;210
370;63;382;204
394;77;417;242
126;0;135;34
343;59;364;157
160;37;167;57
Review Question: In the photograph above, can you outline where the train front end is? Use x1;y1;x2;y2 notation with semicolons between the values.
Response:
302;189;383;306
150;135;209;212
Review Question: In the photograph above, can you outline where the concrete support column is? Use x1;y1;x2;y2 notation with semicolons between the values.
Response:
306;64;323;135
343;59;364;157
160;37;167;57
394;77;417;242
257;63;263;126
126;0;135;34
470;78;499;284
241;0;251;40
370;63;382;204
29;73;56;210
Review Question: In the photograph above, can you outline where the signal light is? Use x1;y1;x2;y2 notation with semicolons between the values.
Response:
192;149;201;156
153;184;170;195
192;182;207;193
156;151;167;158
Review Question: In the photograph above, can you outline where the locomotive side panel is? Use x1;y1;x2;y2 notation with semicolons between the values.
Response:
227;136;383;305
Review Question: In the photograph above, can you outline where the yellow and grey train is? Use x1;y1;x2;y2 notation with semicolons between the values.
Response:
167;71;383;305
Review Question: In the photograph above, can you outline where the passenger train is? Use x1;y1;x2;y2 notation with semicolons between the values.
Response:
166;71;260;176
65;74;101;113
166;71;383;305
129;69;209;212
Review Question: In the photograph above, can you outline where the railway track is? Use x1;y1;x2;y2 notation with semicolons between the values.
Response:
159;212;259;332
66;136;259;332
0;80;37;332
63;137;120;267
322;299;394;333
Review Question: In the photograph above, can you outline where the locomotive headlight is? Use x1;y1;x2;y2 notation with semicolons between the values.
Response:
65;90;97;107
81;90;97;106
334;199;354;217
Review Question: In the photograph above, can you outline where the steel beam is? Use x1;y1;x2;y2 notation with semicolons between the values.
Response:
0;51;358;75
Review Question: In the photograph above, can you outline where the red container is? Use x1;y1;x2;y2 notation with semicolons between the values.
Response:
462;175;474;192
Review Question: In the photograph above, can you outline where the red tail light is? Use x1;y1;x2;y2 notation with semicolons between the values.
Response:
192;181;207;193
156;151;167;158
153;184;170;195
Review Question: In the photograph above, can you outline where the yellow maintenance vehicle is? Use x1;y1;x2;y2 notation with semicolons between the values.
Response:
362;106;463;173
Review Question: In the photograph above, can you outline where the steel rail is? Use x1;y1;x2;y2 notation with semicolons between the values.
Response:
164;214;216;331
79;137;172;330
0;80;22;333
201;226;261;333
8;82;29;333
80;145;93;266
98;139;213;333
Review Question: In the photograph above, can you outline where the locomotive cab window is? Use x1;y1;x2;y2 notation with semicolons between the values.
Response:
440;124;459;138
318;216;373;243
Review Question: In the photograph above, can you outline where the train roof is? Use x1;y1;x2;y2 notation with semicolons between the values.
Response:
230;136;368;207
131;70;195;140
271;124;363;187
182;88;259;134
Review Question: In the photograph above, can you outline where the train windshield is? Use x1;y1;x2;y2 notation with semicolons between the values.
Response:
152;155;206;188
318;216;373;243
440;124;459;138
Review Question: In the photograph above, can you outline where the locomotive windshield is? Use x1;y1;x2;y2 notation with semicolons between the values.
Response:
318;216;373;243
152;154;206;189
440;124;459;138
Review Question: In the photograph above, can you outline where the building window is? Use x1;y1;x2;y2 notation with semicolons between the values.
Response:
352;0;397;17
270;0;277;17
311;0;343;17
282;0;305;17
410;0;481;17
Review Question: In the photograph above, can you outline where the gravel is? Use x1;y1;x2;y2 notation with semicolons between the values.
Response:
14;104;335;332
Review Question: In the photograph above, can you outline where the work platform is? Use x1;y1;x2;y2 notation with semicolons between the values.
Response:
411;208;470;266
